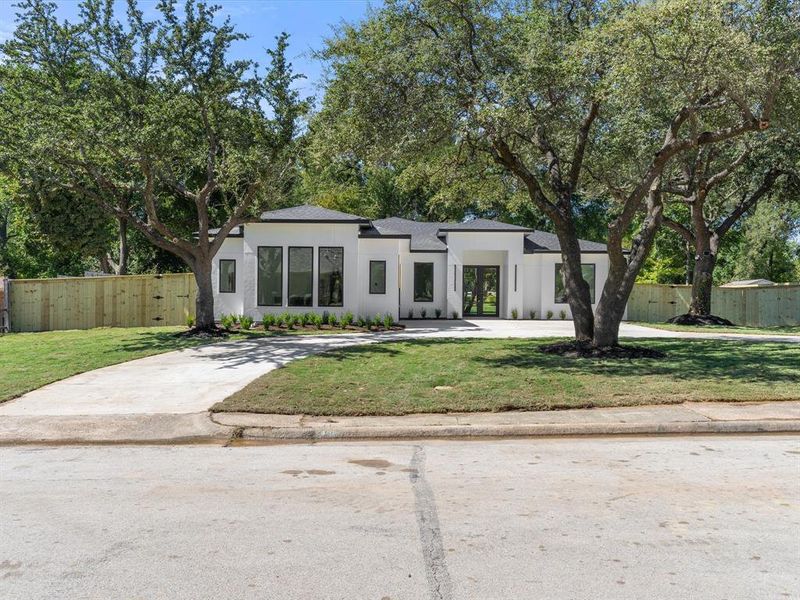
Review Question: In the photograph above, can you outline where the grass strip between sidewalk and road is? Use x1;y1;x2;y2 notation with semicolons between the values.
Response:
213;338;800;416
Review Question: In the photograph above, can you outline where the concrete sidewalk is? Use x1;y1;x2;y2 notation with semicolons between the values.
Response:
2;401;798;444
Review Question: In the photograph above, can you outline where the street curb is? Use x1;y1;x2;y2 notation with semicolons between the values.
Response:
237;419;800;441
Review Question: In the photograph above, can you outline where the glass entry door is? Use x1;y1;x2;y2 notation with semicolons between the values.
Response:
462;266;500;317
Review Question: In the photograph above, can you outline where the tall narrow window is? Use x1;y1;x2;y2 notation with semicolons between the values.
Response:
257;247;282;306
413;262;434;302
514;264;518;292
369;260;386;294
288;247;313;307
319;247;344;307
219;259;236;293
555;263;596;303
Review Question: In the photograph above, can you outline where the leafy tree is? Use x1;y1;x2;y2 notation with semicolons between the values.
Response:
0;0;306;330
315;0;798;347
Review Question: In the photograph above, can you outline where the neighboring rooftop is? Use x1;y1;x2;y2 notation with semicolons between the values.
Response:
259;205;370;223
721;279;775;287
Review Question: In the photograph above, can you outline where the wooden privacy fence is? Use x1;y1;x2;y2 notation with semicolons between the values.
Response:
628;283;800;327
7;273;196;332
1;278;8;333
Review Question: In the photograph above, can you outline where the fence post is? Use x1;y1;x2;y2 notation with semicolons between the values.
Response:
1;278;9;333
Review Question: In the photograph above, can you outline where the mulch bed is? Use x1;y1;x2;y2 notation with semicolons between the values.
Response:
539;340;667;359
667;313;735;326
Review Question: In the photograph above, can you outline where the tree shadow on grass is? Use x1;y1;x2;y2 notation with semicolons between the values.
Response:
474;338;800;385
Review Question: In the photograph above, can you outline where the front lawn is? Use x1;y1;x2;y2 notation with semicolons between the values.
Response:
213;338;800;415
634;322;800;336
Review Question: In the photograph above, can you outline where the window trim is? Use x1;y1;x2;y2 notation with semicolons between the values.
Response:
369;260;387;295
413;262;435;303
218;259;236;294
555;263;596;304
318;246;344;307
256;246;283;307
287;246;314;307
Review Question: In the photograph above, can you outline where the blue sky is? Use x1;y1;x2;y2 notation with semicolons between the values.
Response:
0;0;382;100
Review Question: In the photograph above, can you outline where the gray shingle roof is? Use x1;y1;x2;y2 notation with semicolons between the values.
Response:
260;205;369;223
524;231;608;253
371;217;448;252
439;218;532;232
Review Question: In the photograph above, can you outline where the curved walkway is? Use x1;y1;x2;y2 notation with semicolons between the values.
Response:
1;320;797;417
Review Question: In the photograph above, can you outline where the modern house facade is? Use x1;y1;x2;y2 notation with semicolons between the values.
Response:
211;205;616;321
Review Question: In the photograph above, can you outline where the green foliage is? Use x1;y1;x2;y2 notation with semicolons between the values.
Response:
559;310;567;320
328;313;339;327
239;315;254;330
451;311;459;320
358;315;367;327
340;311;354;327
186;315;195;328
383;314;394;329
546;310;554;320
262;314;276;329
434;308;442;319
309;313;323;328
278;312;291;328
529;310;536;320
420;308;427;319
407;308;414;319
220;314;236;330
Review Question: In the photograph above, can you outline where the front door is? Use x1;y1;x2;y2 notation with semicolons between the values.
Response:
463;266;500;317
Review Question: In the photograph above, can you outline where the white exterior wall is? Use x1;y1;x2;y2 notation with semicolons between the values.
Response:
357;238;402;321
399;251;448;318
444;232;525;319
211;237;245;316
525;253;615;320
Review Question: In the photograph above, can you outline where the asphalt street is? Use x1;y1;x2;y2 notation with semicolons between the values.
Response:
1;435;798;599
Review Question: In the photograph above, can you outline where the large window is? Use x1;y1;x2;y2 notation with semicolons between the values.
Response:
413;262;434;302
318;247;344;307
257;247;282;306
555;263;596;303
369;260;386;294
288;247;313;307
219;259;236;293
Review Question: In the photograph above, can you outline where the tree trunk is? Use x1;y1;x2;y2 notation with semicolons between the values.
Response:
688;231;718;316
558;230;595;342
689;252;717;315
193;259;216;330
117;216;129;275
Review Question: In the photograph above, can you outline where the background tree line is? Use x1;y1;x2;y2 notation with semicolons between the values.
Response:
0;0;798;341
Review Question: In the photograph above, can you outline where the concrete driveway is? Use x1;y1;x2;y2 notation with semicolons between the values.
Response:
1;320;797;417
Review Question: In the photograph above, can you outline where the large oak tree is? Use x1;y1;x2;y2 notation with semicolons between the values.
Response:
313;0;799;347
0;0;307;330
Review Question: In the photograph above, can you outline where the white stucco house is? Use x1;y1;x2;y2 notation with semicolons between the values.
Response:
210;205;615;322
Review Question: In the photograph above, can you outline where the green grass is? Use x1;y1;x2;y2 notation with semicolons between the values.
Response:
0;325;367;404
634;322;800;336
213;338;800;416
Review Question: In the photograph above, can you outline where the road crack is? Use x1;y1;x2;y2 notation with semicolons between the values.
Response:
409;445;453;600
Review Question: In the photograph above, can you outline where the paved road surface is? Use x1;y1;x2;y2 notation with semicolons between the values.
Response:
2;436;799;599
2;319;797;416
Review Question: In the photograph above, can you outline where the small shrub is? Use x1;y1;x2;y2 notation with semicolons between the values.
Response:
309;313;322;328
321;310;330;325
407;308;414;319
341;311;354;327
529;310;536;320
420;307;427;319
262;314;276;329
232;314;240;325
220;314;235;330
358;315;367;327
546;310;553;320
559;309;567;320
434;308;442;319
278;312;291;328
451;311;459;320
328;313;339;327
239;315;254;330
511;308;518;320
186;315;195;328
297;313;307;327
383;313;393;329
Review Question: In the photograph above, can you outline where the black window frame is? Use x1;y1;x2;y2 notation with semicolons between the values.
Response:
257;246;283;307
288;246;314;307
318;246;344;307
369;260;387;295
413;262;435;302
218;259;236;294
555;263;596;304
